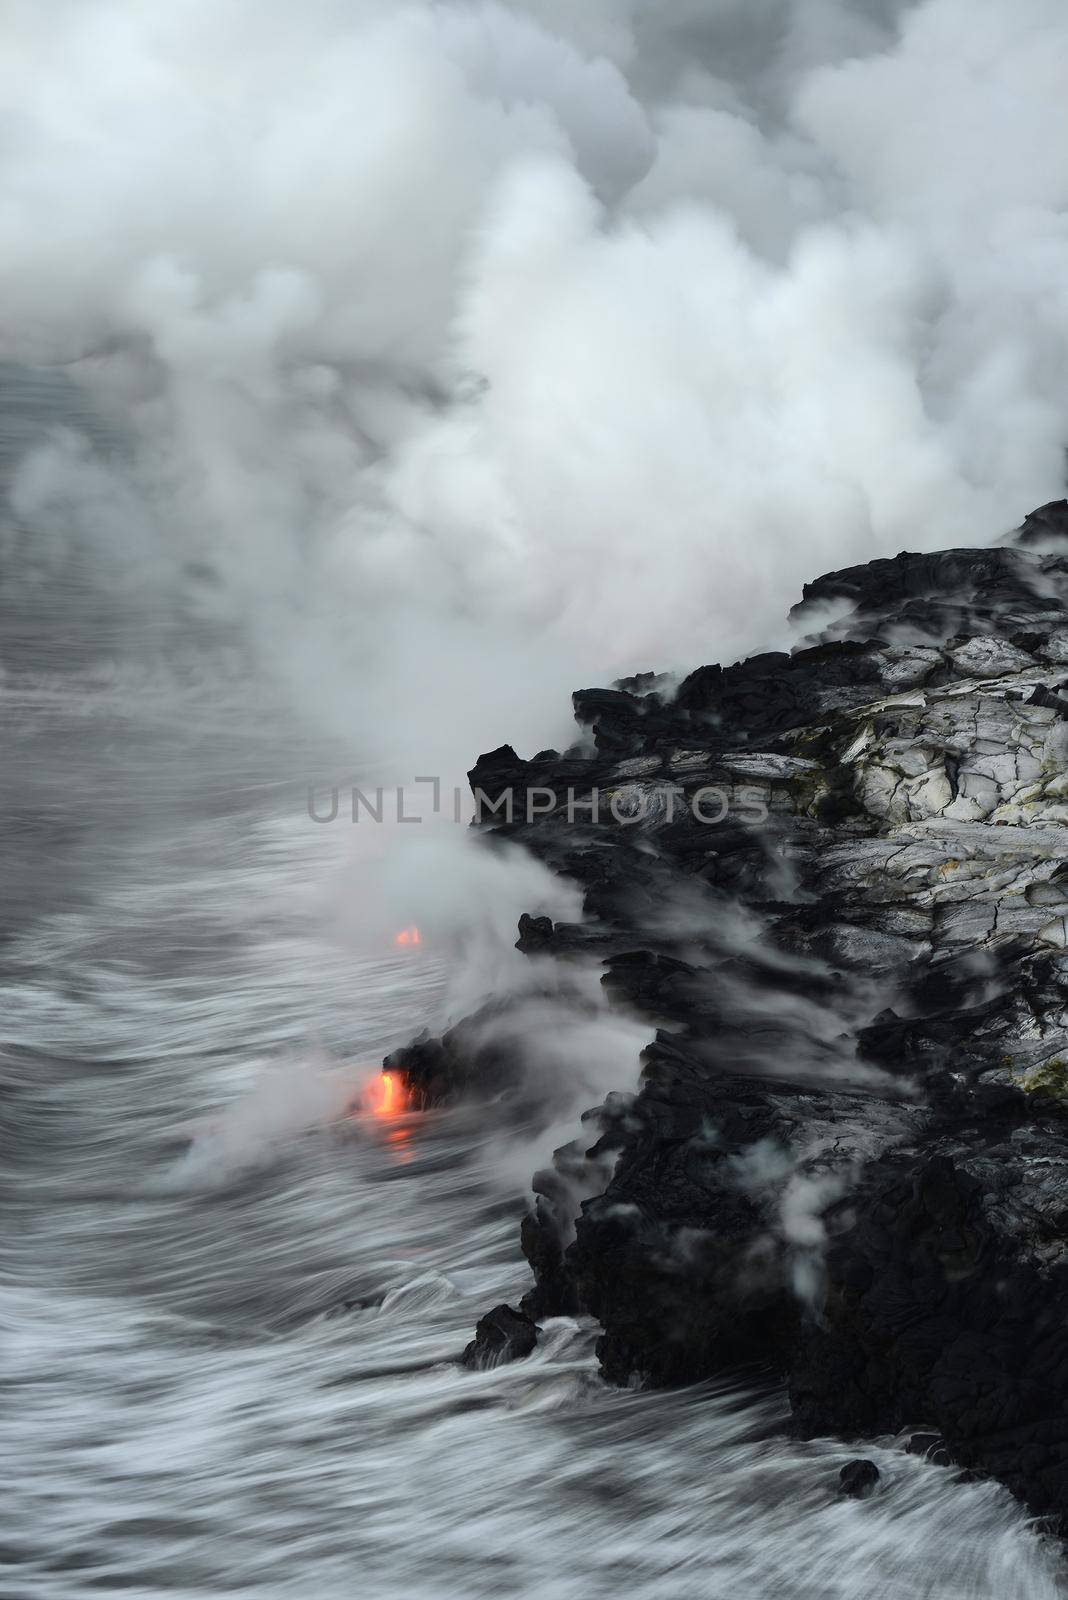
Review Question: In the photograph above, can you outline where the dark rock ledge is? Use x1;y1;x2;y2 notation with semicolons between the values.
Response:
393;500;1068;1527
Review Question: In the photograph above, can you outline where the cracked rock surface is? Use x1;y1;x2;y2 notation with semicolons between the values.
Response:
407;500;1068;1528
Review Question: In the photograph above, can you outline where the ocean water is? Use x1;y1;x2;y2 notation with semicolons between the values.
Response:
2;676;1065;1600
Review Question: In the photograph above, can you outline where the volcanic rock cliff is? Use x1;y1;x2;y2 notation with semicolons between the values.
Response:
397;500;1068;1528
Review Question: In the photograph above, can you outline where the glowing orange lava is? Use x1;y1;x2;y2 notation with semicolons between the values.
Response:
370;1070;411;1117
394;925;422;947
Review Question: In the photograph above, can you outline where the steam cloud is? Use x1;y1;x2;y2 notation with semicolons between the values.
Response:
2;0;1067;775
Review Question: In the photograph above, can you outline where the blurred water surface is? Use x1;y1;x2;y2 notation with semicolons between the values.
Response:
1;668;1065;1600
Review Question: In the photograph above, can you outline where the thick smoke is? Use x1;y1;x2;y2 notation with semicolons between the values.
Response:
3;0;1068;778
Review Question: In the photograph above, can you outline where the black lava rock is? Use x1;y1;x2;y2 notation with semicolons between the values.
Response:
426;504;1068;1530
462;1304;539;1370
838;1460;881;1499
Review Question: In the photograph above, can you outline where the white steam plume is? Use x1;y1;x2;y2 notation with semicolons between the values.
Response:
1;0;1067;777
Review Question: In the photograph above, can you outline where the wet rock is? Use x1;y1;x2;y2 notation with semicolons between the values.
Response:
559;1047;924;1386
382;1009;519;1109
838;1460;880;1499
1013;499;1068;548
791;1121;1068;1520
515;912;554;953
461;1304;538;1370
906;1434;951;1465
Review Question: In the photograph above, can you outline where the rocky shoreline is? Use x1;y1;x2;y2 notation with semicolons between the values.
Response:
394;501;1068;1529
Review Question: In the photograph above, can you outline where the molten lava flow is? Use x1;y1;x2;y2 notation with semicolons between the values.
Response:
371;1070;409;1117
394;925;421;947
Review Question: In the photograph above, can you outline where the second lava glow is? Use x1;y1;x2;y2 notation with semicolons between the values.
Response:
359;929;421;1119
363;925;421;1115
